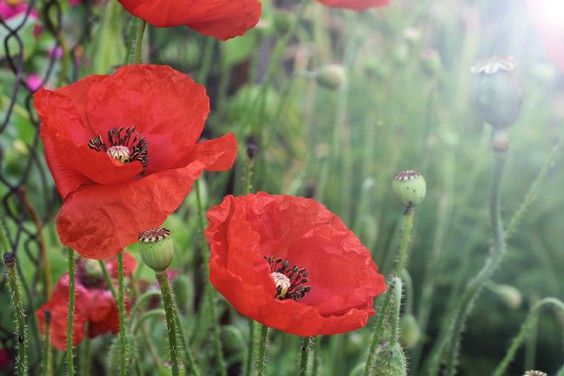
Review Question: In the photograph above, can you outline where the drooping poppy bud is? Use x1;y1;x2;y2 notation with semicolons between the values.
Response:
372;341;407;376
494;284;523;310
399;314;421;349
138;228;175;273
471;56;523;129
392;170;427;210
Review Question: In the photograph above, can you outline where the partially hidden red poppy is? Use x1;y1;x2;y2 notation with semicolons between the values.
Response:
316;0;389;11
206;193;386;336
36;255;136;350
34;65;237;259
527;0;564;72
117;0;261;41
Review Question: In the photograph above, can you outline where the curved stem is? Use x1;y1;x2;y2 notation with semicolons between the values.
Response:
99;260;117;300
66;249;75;375
117;252;128;376
156;272;180;376
298;337;312;376
390;278;403;344
493;298;564;376
255;324;269;376
436;151;507;376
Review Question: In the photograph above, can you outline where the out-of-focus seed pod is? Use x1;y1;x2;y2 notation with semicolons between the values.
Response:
496;284;523;310
372;341;407;376
393;43;410;66
172;274;193;313
78;259;105;288
471;56;523;129
399;314;421;349
273;11;292;35
138;228;174;273
392;170;426;209
315;64;346;90
420;48;442;76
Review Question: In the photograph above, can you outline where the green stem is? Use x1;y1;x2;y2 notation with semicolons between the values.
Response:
311;336;320;376
42;311;53;376
426;151;507;376
99;260;118;300
363;291;393;376
505;140;561;240
156;272;181;376
390;278;403;344
298;337;312;376
4;252;28;376
395;210;415;276
79;335;90;376
195;181;227;376
244;320;256;376
173;312;201;376
255;324;269;376
128;19;147;64
66;249;75;375
365;207;416;376
117;252;129;376
493;298;564;376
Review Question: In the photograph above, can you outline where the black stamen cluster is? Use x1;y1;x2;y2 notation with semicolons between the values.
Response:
265;256;311;301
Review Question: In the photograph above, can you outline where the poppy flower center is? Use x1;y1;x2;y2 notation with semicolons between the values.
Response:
265;256;311;300
88;127;148;169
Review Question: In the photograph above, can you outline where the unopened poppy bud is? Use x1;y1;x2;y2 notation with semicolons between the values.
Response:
138;228;174;272
315;64;346;90
373;342;407;376
246;135;259;160
471;56;523;129
399;314;421;349
523;371;548;376
3;252;15;268
496;284;522;310
392;170;426;209
78;259;104;288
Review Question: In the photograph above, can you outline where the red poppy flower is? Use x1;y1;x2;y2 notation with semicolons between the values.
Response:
36;256;136;350
34;65;237;259
117;0;261;41
206;193;386;336
527;0;564;72
316;0;389;11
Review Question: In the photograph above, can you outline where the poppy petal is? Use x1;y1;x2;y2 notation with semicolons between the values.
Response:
117;0;261;40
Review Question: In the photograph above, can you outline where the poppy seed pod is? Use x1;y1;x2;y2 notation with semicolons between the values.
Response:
399;314;421;349
315;64;346;90
392;170;426;209
373;342;407;376
496;284;523;310
471;56;523;129
138;228;174;272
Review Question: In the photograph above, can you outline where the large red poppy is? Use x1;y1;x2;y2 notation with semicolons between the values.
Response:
316;0;389;11
527;0;564;72
206;193;386;336
36;255;137;350
117;0;261;41
34;65;237;259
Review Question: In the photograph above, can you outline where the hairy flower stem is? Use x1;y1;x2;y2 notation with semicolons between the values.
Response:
65;249;76;375
155;272;181;376
255;324;269;376
244;321;256;376
364;208;415;376
493;298;564;376
173;313;201;376
3;252;28;376
42;311;53;376
390;278;403;344
298;337;312;376
117;252;128;376
195;181;227;376
425;151;508;376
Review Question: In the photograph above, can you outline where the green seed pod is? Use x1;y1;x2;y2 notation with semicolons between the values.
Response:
138;228;174;273
471;56;523;129
372;342;407;376
78;259;105;288
496;284;522;310
399;314;421;349
315;64;346;90
392;170;426;209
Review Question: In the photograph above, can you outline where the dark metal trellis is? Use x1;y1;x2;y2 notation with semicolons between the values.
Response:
0;0;95;370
